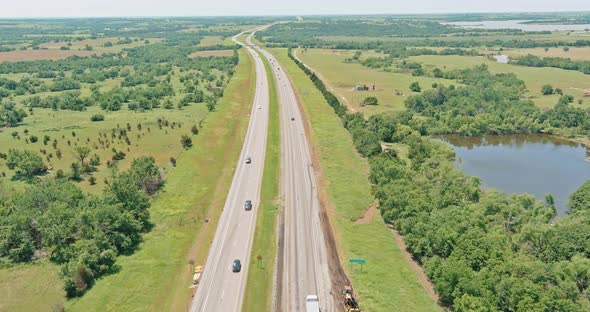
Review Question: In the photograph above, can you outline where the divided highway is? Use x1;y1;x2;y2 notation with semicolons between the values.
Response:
250;37;334;311
191;27;334;311
189;31;269;312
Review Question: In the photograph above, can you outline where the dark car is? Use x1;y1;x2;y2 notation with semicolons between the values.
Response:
245;200;252;211
246;157;252;164
291;117;295;121
232;259;241;273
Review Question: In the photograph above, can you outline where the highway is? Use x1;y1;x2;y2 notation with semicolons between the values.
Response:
190;27;334;312
251;37;334;311
189;30;269;312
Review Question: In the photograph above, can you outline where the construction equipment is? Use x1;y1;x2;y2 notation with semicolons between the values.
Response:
342;285;360;312
192;265;203;285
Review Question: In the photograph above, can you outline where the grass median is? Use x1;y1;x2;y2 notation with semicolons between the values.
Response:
270;48;440;312
66;48;255;312
242;51;281;312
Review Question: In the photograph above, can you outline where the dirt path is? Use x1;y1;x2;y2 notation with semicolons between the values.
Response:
387;224;439;302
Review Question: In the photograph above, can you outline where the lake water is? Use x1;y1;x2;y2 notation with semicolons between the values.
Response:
443;20;590;32
440;135;590;216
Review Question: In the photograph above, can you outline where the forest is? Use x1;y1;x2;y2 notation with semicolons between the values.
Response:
289;48;590;311
0;156;162;297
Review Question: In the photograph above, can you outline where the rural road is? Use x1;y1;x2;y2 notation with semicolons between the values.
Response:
251;37;335;311
189;30;269;312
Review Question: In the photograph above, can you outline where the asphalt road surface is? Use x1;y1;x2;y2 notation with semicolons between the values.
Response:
251;37;334;311
189;30;269;312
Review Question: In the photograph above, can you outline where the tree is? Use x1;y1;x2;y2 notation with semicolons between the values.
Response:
0;102;27;127
569;181;590;213
69;163;81;181
361;96;379;106
181;135;192;148
542;84;554;95
433;67;444;78
6;149;46;177
75;147;91;165
191;125;199;135
129;156;162;195
410;81;422;92
105;172;150;229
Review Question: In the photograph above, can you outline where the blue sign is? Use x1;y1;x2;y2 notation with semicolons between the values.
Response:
349;258;366;264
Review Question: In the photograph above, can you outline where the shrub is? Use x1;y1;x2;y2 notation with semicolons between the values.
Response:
181;135;192;148
409;81;422;92
361;96;379;106
90;114;105;122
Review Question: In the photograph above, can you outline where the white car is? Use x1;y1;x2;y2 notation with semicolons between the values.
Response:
258;105;261;109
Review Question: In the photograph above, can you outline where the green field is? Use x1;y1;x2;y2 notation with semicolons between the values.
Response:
0;261;64;312
409;55;590;109
271;48;440;312
295;48;590;114
242;51;281;312
295;48;454;115
0;61;230;194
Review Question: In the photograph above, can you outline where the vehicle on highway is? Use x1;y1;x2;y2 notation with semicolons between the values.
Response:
246;156;252;164
306;295;320;312
291;117;295;121
232;259;241;273
244;200;252;211
258;105;262;109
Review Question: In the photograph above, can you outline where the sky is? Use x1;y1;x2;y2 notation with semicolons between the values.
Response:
1;0;590;18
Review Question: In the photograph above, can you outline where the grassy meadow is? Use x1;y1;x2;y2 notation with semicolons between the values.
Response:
295;48;590;113
295;48;455;115
409;54;590;109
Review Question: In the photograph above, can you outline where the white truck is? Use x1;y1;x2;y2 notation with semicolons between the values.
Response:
305;295;320;312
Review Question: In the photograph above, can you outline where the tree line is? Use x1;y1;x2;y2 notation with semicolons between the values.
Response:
513;54;590;75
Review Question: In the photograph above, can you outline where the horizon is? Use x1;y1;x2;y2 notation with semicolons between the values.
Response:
2;0;590;19
2;10;590;19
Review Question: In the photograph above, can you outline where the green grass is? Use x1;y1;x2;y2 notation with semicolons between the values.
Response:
0;104;209;194
61;48;255;311
0;261;64;312
197;36;233;47
242;51;281;312
410;55;590;109
0;66;228;194
296;48;454;116
271;48;440;312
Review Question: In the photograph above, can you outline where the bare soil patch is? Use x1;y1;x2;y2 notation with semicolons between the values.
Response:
354;205;377;224
0;50;101;62
189;50;234;58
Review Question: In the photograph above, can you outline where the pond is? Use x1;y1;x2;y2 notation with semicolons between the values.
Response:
442;20;590;32
440;135;590;216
